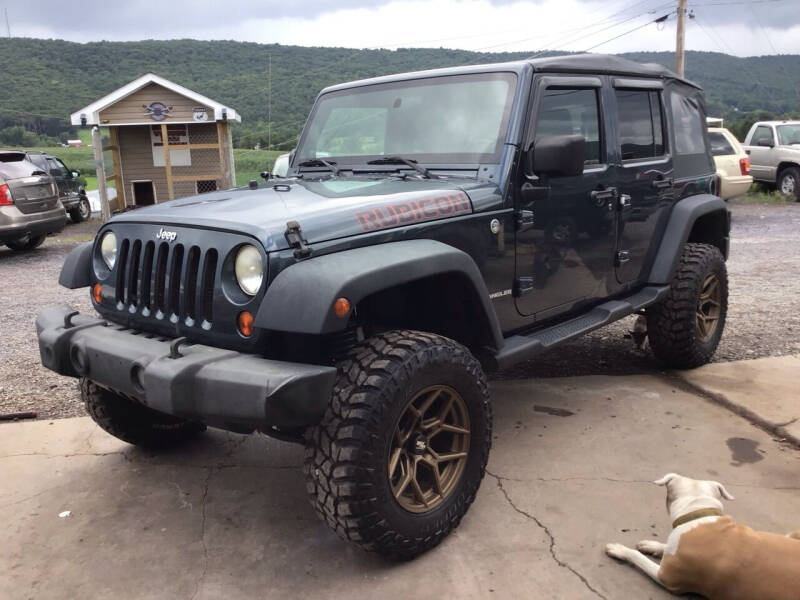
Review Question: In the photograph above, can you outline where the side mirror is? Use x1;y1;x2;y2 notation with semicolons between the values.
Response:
528;134;586;178
71;169;80;177
260;170;271;181
757;138;774;148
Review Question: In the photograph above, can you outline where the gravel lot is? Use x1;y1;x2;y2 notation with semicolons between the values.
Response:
1;200;798;420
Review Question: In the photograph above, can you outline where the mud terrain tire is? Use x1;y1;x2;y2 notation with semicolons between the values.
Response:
304;330;491;560
647;243;728;369
82;379;206;447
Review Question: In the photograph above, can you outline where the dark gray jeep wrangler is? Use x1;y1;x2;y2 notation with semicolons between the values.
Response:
37;55;729;559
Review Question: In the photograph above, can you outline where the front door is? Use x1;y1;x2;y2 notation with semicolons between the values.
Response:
746;124;777;182
515;77;617;319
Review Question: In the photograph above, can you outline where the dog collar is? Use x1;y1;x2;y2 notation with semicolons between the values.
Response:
672;508;723;529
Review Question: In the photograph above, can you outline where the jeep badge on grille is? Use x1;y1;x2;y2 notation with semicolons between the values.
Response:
156;228;177;242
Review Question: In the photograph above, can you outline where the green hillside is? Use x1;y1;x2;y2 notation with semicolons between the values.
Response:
1;37;798;148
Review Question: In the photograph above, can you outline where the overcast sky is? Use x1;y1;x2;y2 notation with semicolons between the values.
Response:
5;0;799;57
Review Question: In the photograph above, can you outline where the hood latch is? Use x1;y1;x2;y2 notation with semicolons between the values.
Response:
284;221;312;259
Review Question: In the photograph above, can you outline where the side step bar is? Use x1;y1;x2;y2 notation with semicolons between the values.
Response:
491;285;669;371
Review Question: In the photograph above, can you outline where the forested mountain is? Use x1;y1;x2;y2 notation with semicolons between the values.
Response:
1;37;798;148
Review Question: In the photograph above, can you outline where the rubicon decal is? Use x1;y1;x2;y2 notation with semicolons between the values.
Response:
355;191;471;232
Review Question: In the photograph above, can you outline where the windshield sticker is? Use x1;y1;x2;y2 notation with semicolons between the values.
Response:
355;191;471;232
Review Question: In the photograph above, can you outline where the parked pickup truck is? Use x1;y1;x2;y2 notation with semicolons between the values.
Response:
742;120;800;200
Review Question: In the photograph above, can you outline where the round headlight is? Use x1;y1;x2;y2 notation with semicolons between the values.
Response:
235;245;263;296
100;232;117;269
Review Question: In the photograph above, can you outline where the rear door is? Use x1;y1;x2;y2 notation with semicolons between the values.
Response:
611;81;672;284
514;75;617;319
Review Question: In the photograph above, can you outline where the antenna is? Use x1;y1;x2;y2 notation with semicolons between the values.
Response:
4;8;10;38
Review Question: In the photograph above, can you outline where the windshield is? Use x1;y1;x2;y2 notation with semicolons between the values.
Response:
295;72;517;166
777;124;800;145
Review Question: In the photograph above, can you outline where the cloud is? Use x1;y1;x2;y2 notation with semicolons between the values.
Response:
6;0;798;56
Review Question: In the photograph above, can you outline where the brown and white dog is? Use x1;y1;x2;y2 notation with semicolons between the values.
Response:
606;473;800;599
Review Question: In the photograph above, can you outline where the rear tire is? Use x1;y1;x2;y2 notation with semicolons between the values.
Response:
82;379;206;448
304;330;491;560
6;234;46;251
778;166;800;201
647;243;728;369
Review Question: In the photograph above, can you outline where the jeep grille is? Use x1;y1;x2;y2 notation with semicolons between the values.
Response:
114;239;218;325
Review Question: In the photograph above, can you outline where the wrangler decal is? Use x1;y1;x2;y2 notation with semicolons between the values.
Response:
355;192;471;232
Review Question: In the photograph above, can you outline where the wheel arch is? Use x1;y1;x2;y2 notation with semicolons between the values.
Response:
255;239;505;353
647;194;730;285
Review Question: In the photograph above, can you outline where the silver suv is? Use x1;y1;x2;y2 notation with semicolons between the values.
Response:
0;150;67;251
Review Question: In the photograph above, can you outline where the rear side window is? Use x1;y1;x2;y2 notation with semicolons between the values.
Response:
708;132;735;156
670;94;706;155
535;88;602;165
615;90;665;160
0;153;38;179
751;125;774;146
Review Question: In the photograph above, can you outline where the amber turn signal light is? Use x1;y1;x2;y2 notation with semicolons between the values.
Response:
333;297;351;318
92;283;102;303
237;311;255;337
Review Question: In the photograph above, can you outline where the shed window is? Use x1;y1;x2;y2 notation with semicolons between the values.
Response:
615;90;665;160
197;180;217;194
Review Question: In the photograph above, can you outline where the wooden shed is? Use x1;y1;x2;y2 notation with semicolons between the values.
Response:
71;73;241;211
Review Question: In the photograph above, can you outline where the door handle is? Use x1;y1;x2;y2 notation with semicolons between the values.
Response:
590;187;617;207
651;178;673;190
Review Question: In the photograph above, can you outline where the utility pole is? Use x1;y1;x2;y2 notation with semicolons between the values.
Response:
4;8;10;38
267;52;272;150
675;0;687;77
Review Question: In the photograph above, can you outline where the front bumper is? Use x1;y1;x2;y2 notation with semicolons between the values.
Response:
36;305;337;432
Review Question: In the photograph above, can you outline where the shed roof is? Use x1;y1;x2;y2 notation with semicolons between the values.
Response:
70;73;241;126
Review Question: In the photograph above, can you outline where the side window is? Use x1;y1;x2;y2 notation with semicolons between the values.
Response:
670;93;706;155
535;88;601;166
46;157;68;177
615;90;665;160
708;132;735;156
29;154;49;171
751;125;774;146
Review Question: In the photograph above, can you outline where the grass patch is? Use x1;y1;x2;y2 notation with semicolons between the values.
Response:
730;183;795;205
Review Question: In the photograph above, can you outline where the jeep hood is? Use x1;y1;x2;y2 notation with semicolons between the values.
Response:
110;177;498;251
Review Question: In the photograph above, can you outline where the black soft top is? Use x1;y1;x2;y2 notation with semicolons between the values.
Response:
528;54;700;88
321;53;701;95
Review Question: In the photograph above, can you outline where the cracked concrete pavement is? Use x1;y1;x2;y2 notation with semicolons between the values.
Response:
2;373;800;600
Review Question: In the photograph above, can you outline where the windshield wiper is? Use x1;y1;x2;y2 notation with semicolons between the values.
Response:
366;156;433;178
297;158;340;176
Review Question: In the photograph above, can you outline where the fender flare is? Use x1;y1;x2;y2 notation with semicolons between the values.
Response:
647;194;729;285
58;241;93;289
256;239;505;350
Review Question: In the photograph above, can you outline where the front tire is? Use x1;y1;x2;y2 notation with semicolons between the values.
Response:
82;379;206;448
304;330;492;559
647;243;728;369
69;196;91;223
778;166;800;201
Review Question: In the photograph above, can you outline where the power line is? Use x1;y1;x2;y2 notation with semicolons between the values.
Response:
580;11;674;53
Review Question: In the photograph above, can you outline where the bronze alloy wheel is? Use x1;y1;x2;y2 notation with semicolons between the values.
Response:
389;385;471;513
696;272;722;342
